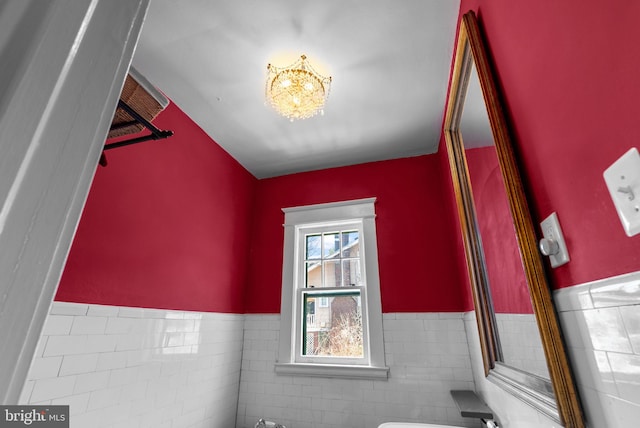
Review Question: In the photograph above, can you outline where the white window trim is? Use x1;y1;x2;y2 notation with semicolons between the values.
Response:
275;198;388;379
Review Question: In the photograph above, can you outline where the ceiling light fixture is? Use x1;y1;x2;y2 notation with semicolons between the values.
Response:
266;55;332;121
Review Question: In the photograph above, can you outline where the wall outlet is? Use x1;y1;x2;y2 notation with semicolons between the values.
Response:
540;212;570;268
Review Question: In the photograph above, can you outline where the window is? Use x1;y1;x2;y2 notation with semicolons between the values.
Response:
276;198;388;379
300;223;364;362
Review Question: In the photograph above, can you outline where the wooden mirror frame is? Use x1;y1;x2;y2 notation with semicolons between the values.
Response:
444;11;584;427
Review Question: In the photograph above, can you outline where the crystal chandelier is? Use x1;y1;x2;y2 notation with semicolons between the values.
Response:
266;55;332;121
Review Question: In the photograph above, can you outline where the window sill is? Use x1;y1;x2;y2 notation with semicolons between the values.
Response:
274;363;389;380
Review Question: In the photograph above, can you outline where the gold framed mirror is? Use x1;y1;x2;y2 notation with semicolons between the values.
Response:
444;11;584;427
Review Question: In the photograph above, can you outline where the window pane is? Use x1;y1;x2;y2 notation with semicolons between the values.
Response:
342;259;362;287
323;232;340;259
306;298;315;314
323;260;341;287
302;294;363;358
341;231;359;257
305;234;321;260
305;261;322;288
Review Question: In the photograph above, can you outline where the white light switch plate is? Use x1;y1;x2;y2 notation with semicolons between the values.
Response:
603;148;640;237
540;212;570;268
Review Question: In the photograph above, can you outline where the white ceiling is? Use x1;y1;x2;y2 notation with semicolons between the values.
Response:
132;0;461;178
460;61;495;149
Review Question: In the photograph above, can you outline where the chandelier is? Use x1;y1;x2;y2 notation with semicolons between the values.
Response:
266;55;332;121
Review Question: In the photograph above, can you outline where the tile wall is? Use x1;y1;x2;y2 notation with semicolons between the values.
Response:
494;313;548;379
463;312;559;428
25;300;605;428
465;270;640;427
237;313;477;428
20;302;244;428
555;270;640;427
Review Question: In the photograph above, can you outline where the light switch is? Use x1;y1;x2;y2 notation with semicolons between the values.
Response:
603;148;640;237
540;212;570;268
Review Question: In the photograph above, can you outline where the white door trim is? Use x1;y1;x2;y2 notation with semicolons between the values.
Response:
0;0;149;403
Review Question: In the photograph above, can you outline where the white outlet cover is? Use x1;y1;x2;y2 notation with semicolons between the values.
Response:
540;212;570;268
603;147;640;237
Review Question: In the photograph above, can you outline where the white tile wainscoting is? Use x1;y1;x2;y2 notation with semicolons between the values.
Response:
555;270;640;427
238;313;477;428
22;306;486;428
20;302;244;428
463;312;560;428
23;304;477;428
494;313;549;379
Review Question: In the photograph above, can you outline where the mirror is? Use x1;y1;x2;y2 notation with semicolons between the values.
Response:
444;11;584;427
461;62;551;381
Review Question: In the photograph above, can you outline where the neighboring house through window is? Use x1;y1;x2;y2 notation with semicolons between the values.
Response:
276;198;388;379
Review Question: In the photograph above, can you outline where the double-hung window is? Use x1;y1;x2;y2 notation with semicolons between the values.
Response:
298;222;364;363
276;198;388;379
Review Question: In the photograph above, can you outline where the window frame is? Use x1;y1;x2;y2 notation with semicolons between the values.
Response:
275;198;388;379
298;288;365;364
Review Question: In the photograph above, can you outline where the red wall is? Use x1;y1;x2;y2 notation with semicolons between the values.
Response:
59;0;634;315
244;155;467;313
466;146;532;314
457;0;640;288
58;104;468;314
55;102;256;313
